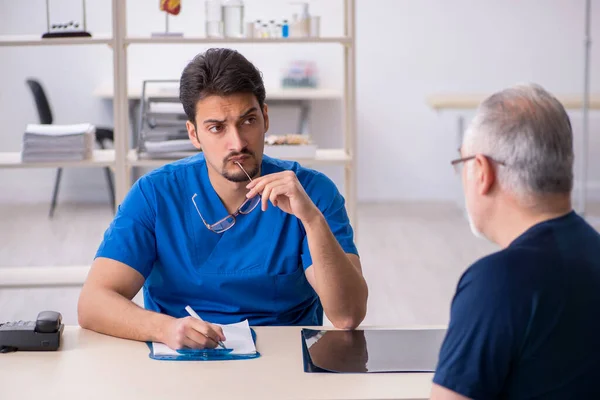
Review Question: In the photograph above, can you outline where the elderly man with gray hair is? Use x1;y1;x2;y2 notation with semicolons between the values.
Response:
430;84;600;400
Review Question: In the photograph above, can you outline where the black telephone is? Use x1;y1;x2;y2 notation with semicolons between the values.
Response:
0;311;64;353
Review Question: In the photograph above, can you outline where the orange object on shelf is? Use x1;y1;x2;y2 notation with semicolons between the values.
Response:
160;0;181;16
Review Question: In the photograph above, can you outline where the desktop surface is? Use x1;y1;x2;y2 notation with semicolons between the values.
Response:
0;326;437;400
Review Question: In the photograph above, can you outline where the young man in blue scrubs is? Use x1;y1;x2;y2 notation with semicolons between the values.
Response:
78;48;368;350
430;84;600;399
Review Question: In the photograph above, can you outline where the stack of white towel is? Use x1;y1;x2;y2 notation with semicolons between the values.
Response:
22;123;96;162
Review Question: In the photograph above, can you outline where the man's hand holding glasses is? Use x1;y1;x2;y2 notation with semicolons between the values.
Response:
245;170;322;226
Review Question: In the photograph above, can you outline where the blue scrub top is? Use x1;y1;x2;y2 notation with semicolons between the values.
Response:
96;154;358;326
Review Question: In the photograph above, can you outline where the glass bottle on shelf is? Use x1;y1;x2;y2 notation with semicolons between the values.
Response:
261;24;270;38
282;20;289;38
222;0;244;38
205;0;223;38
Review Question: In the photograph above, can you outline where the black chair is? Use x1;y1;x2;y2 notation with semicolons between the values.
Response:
25;79;116;217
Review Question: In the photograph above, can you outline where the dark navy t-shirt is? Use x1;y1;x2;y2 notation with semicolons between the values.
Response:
433;211;600;399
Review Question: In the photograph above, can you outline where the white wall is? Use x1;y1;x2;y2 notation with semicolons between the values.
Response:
356;0;600;203
1;0;599;205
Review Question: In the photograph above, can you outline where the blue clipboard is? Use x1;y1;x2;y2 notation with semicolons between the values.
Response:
147;328;261;361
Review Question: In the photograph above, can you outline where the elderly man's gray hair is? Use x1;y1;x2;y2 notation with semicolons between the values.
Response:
463;83;574;196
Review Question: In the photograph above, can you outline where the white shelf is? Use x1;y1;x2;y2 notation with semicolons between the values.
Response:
127;148;350;168
0;149;115;169
0;266;90;288
93;83;342;101
0;34;113;47
268;88;343;100
125;36;351;45
310;149;352;164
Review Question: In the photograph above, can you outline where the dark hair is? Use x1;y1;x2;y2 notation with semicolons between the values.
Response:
179;48;266;125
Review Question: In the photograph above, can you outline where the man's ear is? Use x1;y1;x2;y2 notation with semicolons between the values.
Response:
474;154;496;196
262;103;269;133
186;120;202;150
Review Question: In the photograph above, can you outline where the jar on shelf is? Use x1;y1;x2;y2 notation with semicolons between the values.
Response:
205;0;223;38
222;0;244;38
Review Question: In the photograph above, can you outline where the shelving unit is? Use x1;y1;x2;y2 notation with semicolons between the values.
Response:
1;0;357;248
111;0;357;227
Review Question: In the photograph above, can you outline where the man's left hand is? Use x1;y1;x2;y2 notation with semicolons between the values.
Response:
246;171;321;224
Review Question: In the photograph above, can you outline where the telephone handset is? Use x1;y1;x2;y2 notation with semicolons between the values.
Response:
0;311;64;353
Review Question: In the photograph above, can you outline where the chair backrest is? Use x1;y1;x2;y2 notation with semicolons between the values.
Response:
26;79;53;124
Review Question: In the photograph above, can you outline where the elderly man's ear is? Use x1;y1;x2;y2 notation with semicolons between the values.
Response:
473;155;496;196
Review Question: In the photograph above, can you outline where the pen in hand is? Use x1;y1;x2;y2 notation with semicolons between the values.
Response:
184;305;227;349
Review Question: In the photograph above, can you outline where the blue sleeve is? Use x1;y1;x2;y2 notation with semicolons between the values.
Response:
433;260;518;399
300;172;358;270
95;177;157;279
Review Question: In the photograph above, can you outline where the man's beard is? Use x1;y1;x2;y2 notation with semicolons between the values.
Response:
222;150;260;182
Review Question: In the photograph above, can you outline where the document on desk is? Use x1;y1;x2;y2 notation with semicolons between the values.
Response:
150;319;258;360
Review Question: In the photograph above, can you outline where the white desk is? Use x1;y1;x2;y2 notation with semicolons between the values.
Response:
0;326;435;400
427;92;600;217
427;93;600;111
426;93;600;149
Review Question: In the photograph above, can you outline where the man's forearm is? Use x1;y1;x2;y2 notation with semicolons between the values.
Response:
78;287;173;343
303;213;368;329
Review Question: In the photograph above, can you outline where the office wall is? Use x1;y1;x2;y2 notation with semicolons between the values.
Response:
1;0;599;205
356;0;600;204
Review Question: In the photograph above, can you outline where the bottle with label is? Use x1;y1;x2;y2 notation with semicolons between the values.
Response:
269;20;278;38
261;23;270;38
282;20;289;38
309;15;320;37
222;0;244;38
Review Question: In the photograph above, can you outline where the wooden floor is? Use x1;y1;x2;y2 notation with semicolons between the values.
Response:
3;201;595;327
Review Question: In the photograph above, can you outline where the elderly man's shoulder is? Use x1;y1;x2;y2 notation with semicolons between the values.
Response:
459;245;558;294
